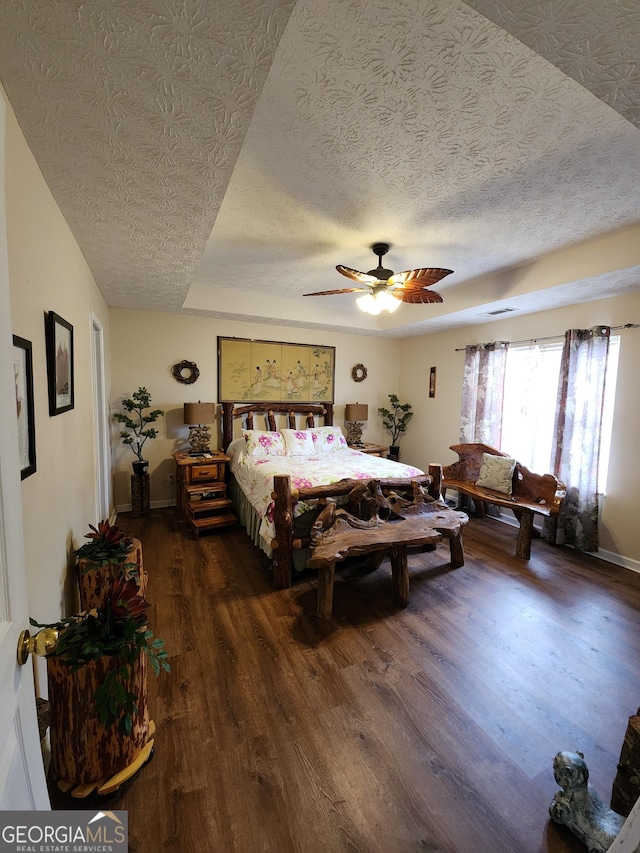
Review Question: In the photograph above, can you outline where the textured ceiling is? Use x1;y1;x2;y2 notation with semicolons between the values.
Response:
1;0;639;337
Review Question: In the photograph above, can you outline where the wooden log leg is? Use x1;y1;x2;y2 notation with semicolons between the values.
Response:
427;463;443;501
516;511;534;559
473;498;487;518
390;545;409;607
272;475;293;589
316;562;336;619
363;547;389;572
448;531;465;568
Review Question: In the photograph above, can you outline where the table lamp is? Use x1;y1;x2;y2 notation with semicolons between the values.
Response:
183;402;216;454
344;403;368;447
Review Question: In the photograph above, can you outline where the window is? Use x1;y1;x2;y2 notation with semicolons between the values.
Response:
500;336;620;492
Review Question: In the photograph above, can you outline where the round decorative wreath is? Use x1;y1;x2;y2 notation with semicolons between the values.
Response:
351;363;368;383
171;360;200;385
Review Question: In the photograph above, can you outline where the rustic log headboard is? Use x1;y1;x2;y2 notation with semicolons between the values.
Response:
221;401;334;451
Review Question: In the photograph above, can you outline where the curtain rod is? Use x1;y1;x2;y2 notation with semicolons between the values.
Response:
454;323;639;352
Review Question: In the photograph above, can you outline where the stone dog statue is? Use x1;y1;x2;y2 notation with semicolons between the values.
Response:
549;750;625;853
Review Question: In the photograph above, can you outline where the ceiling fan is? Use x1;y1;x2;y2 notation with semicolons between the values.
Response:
304;243;453;315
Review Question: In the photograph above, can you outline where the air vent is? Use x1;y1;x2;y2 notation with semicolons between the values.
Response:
486;308;515;316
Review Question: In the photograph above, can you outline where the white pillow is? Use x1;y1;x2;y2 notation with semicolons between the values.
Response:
243;430;286;457
476;453;516;494
226;437;246;460
310;426;347;454
282;429;317;456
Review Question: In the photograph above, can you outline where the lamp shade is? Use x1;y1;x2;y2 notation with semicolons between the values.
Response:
345;403;368;422
183;402;216;425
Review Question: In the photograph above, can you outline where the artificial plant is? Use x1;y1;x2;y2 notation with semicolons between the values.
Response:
378;393;413;448
113;387;164;463
74;519;134;569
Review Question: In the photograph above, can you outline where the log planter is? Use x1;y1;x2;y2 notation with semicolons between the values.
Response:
131;473;151;519
77;537;146;610
611;709;640;816
46;536;153;790
47;651;149;787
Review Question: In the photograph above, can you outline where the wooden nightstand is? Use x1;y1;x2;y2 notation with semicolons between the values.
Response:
349;442;388;457
173;451;236;536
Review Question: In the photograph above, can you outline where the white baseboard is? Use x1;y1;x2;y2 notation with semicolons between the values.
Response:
496;511;639;571
596;549;640;573
115;499;175;514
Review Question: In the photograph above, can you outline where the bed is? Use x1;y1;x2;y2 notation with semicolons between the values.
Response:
221;402;443;588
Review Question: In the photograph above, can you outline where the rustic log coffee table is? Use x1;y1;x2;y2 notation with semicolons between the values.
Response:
306;504;469;619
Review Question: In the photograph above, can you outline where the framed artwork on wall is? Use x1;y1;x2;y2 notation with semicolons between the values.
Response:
429;366;437;398
13;335;36;479
45;311;74;415
218;337;336;403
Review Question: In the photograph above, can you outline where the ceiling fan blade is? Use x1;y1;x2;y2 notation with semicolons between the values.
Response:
388;267;454;288
303;287;368;296
336;265;379;285
396;289;444;304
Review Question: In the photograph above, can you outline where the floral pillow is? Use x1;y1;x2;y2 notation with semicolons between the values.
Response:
310;426;347;454
282;429;317;456
476;453;516;494
243;430;286;457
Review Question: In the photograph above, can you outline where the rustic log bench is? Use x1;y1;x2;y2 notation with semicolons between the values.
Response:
306;493;468;619
442;443;565;560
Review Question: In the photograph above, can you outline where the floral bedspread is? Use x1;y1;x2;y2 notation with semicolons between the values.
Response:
228;441;424;549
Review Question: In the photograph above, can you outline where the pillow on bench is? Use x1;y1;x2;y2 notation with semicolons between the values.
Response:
476;453;516;494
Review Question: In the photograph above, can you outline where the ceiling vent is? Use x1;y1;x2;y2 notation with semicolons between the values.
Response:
486;308;515;316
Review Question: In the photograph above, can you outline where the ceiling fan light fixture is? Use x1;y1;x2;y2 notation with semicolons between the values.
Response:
376;290;401;313
357;289;401;315
305;243;451;312
356;293;380;315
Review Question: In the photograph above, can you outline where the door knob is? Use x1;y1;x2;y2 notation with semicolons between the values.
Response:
17;627;59;665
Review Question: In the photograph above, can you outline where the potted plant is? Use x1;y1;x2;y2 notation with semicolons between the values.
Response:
74;518;144;609
32;576;170;786
75;518;134;569
378;394;413;460
114;387;165;475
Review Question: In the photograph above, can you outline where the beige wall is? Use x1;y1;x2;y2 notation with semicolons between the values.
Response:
399;292;640;567
4;89;112;693
108;309;401;509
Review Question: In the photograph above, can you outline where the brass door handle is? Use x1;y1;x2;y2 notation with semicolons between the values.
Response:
17;627;59;665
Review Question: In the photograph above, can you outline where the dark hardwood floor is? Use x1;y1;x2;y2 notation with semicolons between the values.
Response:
51;509;640;852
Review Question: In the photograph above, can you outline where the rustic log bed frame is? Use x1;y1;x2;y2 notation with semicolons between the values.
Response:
221;401;443;589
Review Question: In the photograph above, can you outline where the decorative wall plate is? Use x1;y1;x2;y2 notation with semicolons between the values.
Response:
172;360;200;384
351;363;367;382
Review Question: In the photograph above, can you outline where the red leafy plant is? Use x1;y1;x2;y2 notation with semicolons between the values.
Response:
32;576;170;735
74;519;134;570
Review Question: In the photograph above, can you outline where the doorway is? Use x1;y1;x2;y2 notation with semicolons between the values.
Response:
91;312;111;522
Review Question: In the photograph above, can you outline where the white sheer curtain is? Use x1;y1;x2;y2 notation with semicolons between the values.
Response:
459;342;509;446
459;329;612;552
547;326;611;551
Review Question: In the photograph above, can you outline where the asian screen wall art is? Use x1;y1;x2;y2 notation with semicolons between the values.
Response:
218;337;335;403
13;335;36;479
45;311;74;415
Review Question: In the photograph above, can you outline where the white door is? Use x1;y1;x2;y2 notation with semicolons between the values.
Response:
91;312;111;522
609;796;640;852
0;93;50;809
